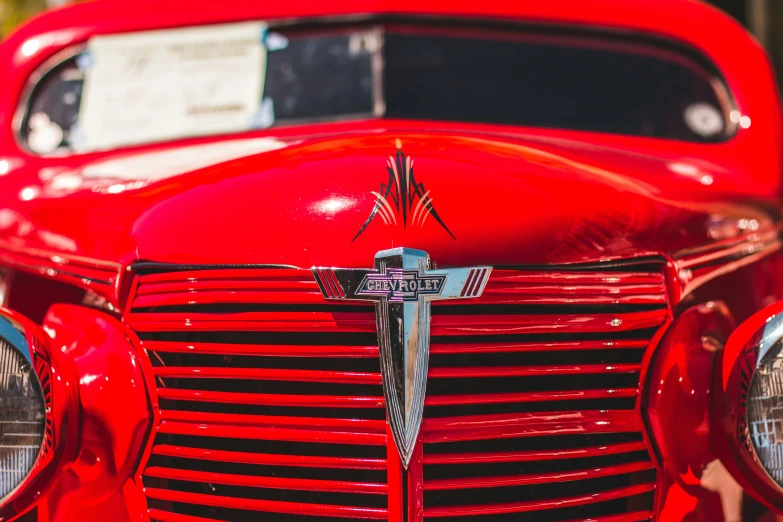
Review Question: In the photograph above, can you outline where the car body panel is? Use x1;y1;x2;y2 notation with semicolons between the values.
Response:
0;122;778;271
0;1;779;275
0;1;782;522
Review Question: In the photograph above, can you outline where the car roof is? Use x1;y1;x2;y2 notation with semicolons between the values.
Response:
0;0;780;184
0;0;755;59
1;0;768;106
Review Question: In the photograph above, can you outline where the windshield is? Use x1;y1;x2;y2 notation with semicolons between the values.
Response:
19;23;734;154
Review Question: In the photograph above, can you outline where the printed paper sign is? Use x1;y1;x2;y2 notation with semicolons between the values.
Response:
77;22;267;150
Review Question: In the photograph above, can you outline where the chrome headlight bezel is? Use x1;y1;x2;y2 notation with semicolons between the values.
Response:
0;328;48;502
745;326;783;487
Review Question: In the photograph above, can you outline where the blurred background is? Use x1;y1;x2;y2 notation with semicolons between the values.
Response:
0;0;51;36
0;0;781;89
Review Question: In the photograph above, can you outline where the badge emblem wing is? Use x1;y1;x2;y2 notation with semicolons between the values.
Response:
313;248;491;467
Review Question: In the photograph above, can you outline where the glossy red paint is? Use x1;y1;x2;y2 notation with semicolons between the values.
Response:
143;339;379;357
428;363;641;378
155;388;385;409
128;310;377;333
158;410;386;432
423;388;639;406
145;467;388;495
144;489;389;520
0;128;779;293
645;302;736;510
422;410;644;442
6;270;89;325
713;300;783;512
648;302;735;480
671;227;783;303
429;339;651;354
647;252;783;521
0;240;120;290
477;270;669;305
421;441;650;465
0;2;779;311
150;445;387;470
0;1;781;521
39;304;151;522
151;366;383;384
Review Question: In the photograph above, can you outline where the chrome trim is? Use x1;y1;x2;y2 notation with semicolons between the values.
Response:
757;312;783;366
672;226;782;300
0;314;47;504
740;313;783;488
0;316;30;366
313;247;490;467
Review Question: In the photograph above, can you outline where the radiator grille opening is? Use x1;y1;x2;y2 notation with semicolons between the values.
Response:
129;265;667;522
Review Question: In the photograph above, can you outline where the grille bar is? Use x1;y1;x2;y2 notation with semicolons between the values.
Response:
159;410;386;432
429;339;648;354
129;311;376;333
422;483;656;517
152;445;387;470
145;488;389;519
134;288;326;307
153;366;383;384
484;270;665;285
423;461;654;490
422;440;648;465
424;388;638;406
144;341;379;358
429;310;668;335
138;268;310;285
422;410;644;443
145;467;389;494
156;388;385;408
471;270;666;306
158;421;387;445
428;363;641;378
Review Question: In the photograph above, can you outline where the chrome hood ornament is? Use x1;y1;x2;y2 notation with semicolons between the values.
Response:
313;248;491;467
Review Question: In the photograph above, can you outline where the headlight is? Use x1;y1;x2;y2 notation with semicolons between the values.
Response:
746;333;783;485
0;338;46;499
714;301;783;509
0;309;77;520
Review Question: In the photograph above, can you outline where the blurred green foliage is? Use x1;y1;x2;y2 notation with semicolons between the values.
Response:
0;0;48;38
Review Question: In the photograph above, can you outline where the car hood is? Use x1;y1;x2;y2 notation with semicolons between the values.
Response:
0;126;773;269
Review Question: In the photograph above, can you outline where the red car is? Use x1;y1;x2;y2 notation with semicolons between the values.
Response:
0;0;781;521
